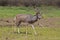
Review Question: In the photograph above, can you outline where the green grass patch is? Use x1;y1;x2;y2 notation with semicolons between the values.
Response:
0;6;60;18
0;6;34;18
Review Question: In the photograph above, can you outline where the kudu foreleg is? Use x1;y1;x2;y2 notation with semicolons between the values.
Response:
31;24;37;35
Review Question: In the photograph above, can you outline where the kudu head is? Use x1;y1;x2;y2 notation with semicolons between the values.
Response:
35;7;42;20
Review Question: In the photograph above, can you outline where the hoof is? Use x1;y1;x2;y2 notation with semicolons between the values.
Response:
14;31;20;34
17;32;20;34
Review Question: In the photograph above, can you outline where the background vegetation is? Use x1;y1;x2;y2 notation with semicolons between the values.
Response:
0;6;60;18
0;0;60;7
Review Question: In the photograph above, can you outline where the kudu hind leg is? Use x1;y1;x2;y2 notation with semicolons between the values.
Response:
16;21;21;34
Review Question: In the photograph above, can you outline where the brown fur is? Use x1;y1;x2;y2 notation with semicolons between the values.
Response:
14;8;41;27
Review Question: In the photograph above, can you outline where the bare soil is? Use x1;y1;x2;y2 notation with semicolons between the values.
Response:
0;17;60;27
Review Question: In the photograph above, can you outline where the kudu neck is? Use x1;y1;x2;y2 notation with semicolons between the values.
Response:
34;12;40;19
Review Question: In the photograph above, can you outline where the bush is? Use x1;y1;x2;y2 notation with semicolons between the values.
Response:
0;0;60;7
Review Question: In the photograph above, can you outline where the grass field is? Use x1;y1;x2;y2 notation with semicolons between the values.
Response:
0;27;60;40
0;6;60;18
0;6;60;40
